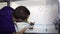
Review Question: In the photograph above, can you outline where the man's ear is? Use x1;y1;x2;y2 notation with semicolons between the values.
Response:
13;16;16;21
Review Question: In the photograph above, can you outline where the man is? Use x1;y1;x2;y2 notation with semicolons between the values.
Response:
0;6;16;34
13;6;30;34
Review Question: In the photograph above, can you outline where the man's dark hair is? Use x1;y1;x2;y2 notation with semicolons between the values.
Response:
13;6;30;20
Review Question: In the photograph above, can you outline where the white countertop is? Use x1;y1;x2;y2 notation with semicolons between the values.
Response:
25;24;58;33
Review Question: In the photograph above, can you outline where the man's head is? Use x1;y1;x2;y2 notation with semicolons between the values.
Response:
13;6;30;22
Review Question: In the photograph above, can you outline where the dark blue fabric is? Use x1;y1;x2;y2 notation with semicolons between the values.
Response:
0;6;15;34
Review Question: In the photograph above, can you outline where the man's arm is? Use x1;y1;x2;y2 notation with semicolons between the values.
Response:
18;27;27;34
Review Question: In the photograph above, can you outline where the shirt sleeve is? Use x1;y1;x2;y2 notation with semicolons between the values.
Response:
15;22;29;32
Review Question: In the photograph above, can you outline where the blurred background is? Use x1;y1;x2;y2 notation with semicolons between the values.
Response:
0;0;59;34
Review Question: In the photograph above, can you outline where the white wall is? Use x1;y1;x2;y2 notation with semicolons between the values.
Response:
58;0;60;19
0;2;7;9
10;0;58;33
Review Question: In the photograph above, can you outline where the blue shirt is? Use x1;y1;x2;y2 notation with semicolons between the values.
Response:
0;6;16;34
